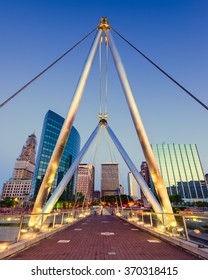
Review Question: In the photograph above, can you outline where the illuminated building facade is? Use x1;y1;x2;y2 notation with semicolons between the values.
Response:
101;163;119;197
128;171;141;201
151;143;208;201
93;190;100;202
31;110;80;201
76;164;95;204
140;161;151;187
2;133;37;203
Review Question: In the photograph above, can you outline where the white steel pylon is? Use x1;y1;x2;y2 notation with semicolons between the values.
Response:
30;27;103;219
106;26;175;224
102;120;164;213
31;18;175;226
41;124;101;215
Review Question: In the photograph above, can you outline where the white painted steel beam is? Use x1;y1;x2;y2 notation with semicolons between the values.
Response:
31;29;102;215
29;124;101;226
42;124;101;214
105;123;163;213
107;30;175;224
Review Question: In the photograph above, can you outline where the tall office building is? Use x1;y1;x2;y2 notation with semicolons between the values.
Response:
140;161;151;188
31;110;80;201
118;184;124;195
205;174;208;185
93;190;100;202
128;172;141;201
2;133;37;203
140;161;151;203
76;164;95;205
151;143;208;201
101;163;119;197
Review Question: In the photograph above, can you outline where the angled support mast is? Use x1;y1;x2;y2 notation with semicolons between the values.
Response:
29;124;100;226
106;25;175;225
103;120;163;213
41;125;101;215
31;27;102;216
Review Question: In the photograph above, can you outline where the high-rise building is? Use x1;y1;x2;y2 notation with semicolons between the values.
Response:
31;110;80;201
151;143;208;201
205;174;208;185
2;133;37;203
139;161;151;203
128;172;141;201
101;163;119;197
118;184;124;195
76;164;95;205
140;161;151;187
93;190;100;202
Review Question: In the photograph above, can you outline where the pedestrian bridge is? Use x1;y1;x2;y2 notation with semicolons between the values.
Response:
0;208;207;260
1;18;207;263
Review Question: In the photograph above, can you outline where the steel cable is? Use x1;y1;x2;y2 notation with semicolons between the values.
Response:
0;27;97;109
111;27;208;111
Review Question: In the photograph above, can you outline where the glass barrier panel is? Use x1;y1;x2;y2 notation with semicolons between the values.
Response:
185;215;208;246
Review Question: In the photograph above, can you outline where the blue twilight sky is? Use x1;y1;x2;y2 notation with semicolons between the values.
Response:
0;0;207;194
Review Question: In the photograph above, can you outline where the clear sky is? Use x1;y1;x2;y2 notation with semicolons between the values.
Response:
0;0;207;195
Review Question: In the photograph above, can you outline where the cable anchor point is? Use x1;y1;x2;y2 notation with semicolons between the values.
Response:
98;17;110;31
99;118;108;126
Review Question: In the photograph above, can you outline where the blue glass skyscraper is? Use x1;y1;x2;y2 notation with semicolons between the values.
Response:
31;110;80;201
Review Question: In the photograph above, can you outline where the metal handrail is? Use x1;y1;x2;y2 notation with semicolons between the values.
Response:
117;209;208;247
0;208;91;250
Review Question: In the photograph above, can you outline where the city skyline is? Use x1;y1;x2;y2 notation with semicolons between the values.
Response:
0;1;208;195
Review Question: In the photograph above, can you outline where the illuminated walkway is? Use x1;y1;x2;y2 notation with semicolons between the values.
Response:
5;213;202;260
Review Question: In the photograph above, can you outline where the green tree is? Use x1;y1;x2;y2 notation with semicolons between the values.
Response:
195;201;208;207
0;197;18;207
76;192;85;206
169;194;182;205
101;195;133;206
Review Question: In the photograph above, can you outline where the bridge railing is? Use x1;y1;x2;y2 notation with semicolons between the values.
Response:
117;209;208;247
0;208;90;250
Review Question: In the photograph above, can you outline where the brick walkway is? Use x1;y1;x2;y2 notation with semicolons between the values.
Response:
5;213;201;260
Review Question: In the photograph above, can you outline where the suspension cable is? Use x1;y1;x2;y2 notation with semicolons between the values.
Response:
78;126;102;209
0;27;97;109
111;27;208;111
104;34;109;119
103;127;125;210
88;125;102;167
103;128;117;209
99;36;103;118
104;127;114;163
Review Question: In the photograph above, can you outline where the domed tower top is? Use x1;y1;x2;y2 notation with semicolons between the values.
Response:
18;132;37;164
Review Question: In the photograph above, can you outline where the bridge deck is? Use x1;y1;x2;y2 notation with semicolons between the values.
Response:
6;212;201;260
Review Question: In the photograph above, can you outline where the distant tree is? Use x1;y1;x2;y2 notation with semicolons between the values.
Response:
101;195;133;206
91;200;100;206
76;192;85;201
118;195;134;206
101;195;116;206
169;194;182;205
0;197;18;208
195;201;208;207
